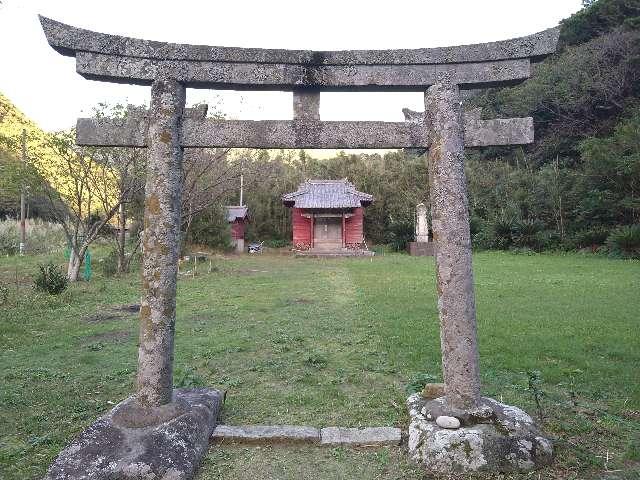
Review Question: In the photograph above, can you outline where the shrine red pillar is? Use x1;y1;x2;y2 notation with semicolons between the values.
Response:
310;215;314;249
342;214;346;248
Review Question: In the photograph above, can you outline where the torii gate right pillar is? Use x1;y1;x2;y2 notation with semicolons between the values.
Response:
406;81;553;474
425;81;481;413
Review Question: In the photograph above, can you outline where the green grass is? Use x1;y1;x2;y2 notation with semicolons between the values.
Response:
1;250;639;479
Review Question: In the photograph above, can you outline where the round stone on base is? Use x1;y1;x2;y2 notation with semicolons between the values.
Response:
407;394;553;474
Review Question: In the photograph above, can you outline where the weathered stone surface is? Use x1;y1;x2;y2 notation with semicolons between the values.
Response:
293;88;320;120
212;425;320;444
75;52;532;89
44;388;224;480
415;202;429;242
407;394;553;474
41;16;559;65
435;415;461;429
407;241;434;257
403;107;534;148
425;82;481;412
320;427;402;446
137;78;185;407
40;16;560;90
76;117;534;149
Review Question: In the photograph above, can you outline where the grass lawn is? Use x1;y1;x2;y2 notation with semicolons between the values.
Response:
1;250;639;479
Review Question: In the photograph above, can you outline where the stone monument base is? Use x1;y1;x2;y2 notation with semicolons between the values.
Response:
407;394;553;474
45;388;224;480
408;242;434;256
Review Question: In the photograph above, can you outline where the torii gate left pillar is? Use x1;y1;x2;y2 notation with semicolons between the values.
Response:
137;79;185;407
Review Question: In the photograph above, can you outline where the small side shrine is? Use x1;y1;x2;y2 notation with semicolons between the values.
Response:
282;179;373;256
225;205;248;253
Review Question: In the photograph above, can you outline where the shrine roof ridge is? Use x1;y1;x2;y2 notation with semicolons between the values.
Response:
40;16;559;67
282;179;373;209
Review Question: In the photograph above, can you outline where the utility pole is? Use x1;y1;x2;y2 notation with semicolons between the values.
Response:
239;158;244;206
19;129;27;256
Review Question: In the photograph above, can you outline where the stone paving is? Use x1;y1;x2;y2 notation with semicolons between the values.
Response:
212;425;402;447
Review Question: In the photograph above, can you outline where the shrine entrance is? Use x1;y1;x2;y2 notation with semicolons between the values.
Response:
314;216;342;249
40;15;559;477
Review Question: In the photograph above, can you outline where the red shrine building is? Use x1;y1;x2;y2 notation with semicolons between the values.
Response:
225;205;249;253
282;179;374;255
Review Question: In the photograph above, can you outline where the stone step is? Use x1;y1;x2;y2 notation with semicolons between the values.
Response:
211;424;402;446
212;425;320;444
295;250;375;258
320;427;402;446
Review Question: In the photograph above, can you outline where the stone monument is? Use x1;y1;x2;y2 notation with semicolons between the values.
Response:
408;202;434;256
40;15;559;477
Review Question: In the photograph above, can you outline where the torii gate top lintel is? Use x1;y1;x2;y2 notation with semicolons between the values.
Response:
40;15;559;91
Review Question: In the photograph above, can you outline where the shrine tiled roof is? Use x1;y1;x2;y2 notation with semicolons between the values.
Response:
282;179;373;209
225;205;248;222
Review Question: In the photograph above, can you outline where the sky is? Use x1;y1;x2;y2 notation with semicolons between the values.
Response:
0;0;582;153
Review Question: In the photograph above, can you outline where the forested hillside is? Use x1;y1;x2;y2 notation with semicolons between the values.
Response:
0;92;64;219
210;0;639;257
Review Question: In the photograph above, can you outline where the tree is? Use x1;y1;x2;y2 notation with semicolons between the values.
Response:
88;104;147;273
37;130;141;281
181;148;277;245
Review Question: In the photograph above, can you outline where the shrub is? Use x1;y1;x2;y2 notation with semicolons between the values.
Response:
173;366;205;388
101;249;118;277
607;224;640;259
0;283;8;305
513;218;543;248
387;220;414;251
263;238;289;248
187;205;234;251
569;227;610;250
491;216;517;250
33;262;68;295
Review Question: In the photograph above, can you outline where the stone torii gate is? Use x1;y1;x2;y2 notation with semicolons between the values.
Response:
40;16;559;478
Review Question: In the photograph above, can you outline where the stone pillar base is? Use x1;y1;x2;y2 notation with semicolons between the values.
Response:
45;388;224;480
407;242;434;256
407;394;553;474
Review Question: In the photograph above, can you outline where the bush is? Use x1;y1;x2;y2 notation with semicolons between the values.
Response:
187;205;234;252
568;227;611;250
173;366;205;388
386;219;414;251
0;283;8;305
33;262;68;295
263;238;289;248
491;216;517;250
101;249;118;277
607;224;640;259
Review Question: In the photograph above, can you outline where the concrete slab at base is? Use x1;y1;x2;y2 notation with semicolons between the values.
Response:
45;388;224;480
407;394;553;474
212;425;320;444
320;427;402;446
